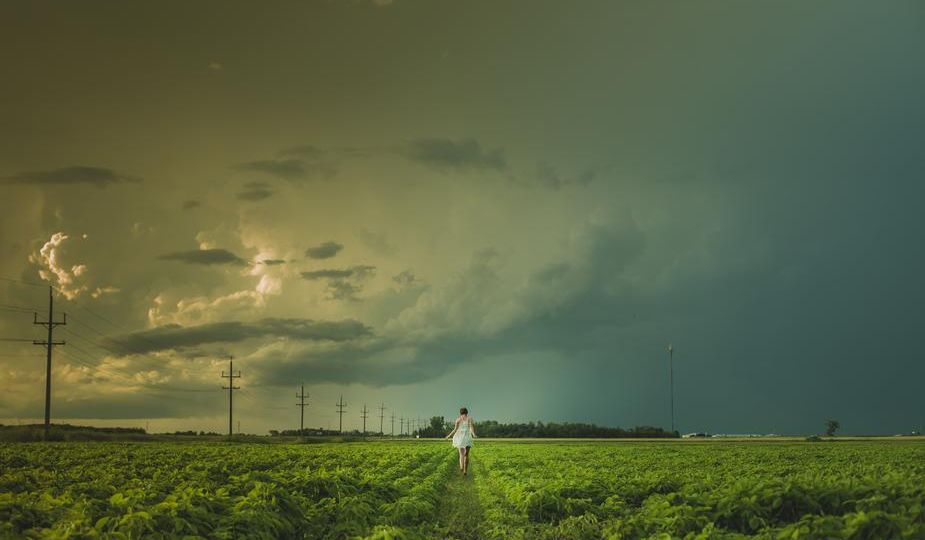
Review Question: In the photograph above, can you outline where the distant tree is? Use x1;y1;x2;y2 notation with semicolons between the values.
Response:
825;419;840;437
414;419;676;438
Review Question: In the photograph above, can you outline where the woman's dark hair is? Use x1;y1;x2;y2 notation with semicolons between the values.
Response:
460;407;468;415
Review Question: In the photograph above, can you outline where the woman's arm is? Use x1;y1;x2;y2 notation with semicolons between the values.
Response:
445;418;459;439
469;418;477;438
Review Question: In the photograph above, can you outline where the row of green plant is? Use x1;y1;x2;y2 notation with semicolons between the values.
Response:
0;441;453;539
471;441;925;539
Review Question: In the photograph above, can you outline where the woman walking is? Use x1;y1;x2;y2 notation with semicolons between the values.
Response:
445;407;477;475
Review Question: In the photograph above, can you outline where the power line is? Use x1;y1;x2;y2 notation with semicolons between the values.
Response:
65;316;172;373
62;297;173;361
0;303;40;311
58;349;208;406
0;275;45;287
61;338;212;393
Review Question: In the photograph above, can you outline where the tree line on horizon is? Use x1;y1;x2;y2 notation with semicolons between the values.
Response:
418;417;678;438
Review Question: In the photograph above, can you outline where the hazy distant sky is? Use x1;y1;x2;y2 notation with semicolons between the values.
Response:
1;1;923;435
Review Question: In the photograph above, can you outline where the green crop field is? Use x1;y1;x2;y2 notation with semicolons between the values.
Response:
1;440;924;539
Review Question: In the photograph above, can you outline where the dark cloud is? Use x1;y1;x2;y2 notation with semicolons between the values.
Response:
326;279;363;301
403;138;506;173
536;162;595;189
235;151;337;181
237;181;274;201
3;166;140;187
259;259;286;266
301;265;374;280
181;200;201;210
255;338;441;387
305;241;344;259
302;265;376;301
392;270;419;287
106;318;373;355
158;248;247;266
234;144;374;182
263;223;647;386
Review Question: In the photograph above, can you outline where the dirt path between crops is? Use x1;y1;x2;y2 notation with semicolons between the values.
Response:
436;464;485;540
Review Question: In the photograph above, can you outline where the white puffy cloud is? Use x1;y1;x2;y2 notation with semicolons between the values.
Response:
28;232;102;299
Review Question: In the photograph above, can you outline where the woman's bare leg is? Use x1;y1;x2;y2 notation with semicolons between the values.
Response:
463;446;471;475
458;448;465;471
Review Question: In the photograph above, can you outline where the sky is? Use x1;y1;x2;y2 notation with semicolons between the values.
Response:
1;1;923;436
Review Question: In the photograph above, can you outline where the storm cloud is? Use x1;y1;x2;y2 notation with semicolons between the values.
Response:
158;248;247;266
106;318;373;355
2;1;923;435
403;138;506;173
236;181;274;201
236;146;338;181
305;241;344;259
301;265;374;280
302;265;376;301
4;166;139;187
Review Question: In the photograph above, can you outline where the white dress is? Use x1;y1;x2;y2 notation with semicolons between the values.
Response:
452;417;474;448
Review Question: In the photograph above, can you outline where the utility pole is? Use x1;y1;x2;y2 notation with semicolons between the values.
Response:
296;384;309;433
361;404;369;435
221;356;241;437
378;402;386;436
667;343;675;434
336;395;347;433
33;286;65;438
400;416;404;436
390;412;395;437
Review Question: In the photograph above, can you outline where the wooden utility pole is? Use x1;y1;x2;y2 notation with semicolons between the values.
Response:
390;412;395;437
400;416;404;436
221;356;241;437
336;395;347;433
378;402;386;436
296;384;309;433
361;404;369;435
33;286;65;438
